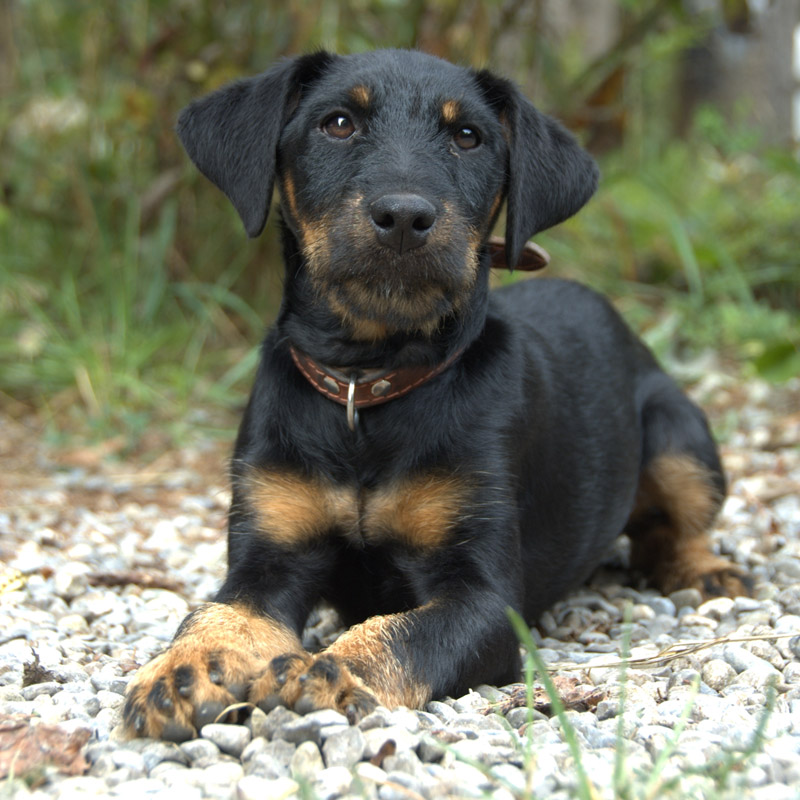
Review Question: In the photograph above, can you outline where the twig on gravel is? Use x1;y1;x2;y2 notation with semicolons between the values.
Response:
86;570;184;592
549;631;800;673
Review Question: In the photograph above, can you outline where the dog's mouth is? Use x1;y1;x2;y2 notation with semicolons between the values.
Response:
299;200;481;338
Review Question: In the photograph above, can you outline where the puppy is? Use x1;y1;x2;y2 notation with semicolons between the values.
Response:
123;49;746;741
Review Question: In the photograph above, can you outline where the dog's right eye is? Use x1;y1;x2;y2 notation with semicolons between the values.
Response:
322;114;356;140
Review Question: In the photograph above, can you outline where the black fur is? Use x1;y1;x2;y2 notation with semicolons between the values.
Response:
174;50;725;705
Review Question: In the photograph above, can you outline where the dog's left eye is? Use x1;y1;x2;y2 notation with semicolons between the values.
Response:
322;114;356;140
453;127;481;150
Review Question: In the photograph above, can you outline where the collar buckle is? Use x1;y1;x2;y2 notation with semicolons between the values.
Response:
347;374;359;432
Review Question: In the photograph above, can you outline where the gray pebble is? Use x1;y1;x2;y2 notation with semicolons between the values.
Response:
290;740;324;781
110;748;147;778
0;687;25;702
363;725;421;758
387;707;421;732
180;737;222;764
142;741;190;772
383;749;427;779
724;644;770;673
20;681;62;700
201;723;252;757
314;765;354;800
425;700;459;722
669;588;702;610
506;706;547;727
737;665;782;690
417;734;448;763
701;659;737;691
452;690;489;713
278;708;348;744
381;770;426;800
245;706;270;739
697;596;735;620
243;739;296;779
357;705;393;730
109;776;169;795
53;563;91;599
260;704;301;738
413;710;440;729
445;760;494;796
643;596;677;617
476;684;508;703
96;689;125;709
149;761;189;780
322;725;365;768
490;763;527;794
733;596;766;613
449;736;517;766
783;662;800;683
236;775;298;800
90;669;128;694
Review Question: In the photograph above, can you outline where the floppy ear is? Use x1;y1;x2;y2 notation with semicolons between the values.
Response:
177;52;336;238
474;71;599;269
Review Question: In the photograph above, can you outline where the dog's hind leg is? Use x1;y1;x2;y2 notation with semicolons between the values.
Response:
626;373;752;598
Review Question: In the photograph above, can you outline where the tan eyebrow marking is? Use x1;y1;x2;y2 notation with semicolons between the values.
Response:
441;99;460;124
349;85;371;108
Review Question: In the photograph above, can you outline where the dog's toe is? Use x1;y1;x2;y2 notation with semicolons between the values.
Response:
123;644;267;740
250;652;378;722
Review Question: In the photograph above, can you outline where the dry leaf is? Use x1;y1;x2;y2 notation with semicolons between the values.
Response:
0;716;90;780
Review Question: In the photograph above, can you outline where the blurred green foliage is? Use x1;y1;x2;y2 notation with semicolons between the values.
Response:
0;0;797;442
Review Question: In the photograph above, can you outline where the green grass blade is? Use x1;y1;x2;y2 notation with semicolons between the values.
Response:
507;607;596;800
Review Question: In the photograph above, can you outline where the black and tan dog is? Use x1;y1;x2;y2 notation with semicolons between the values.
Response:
123;49;747;741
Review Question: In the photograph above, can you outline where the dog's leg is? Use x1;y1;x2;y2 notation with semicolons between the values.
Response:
251;595;521;722
122;602;305;741
627;381;751;598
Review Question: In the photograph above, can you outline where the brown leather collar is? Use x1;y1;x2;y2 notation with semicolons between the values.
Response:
290;345;463;411
289;237;546;427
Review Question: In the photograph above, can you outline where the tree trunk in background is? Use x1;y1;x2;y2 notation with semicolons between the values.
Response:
0;0;16;95
679;0;800;145
545;0;620;61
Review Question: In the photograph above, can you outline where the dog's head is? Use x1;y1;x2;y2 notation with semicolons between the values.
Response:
177;50;597;336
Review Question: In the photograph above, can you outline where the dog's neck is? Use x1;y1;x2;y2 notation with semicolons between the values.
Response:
276;226;490;371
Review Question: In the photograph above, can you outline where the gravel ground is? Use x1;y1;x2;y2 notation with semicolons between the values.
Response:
1;373;799;800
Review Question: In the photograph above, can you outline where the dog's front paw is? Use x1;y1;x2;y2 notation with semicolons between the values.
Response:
251;652;378;723
123;642;266;741
123;603;305;741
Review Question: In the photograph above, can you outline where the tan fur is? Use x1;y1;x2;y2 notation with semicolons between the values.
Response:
296;196;479;337
174;602;301;655
346;315;390;342
488;189;504;227
256;613;431;715
124;603;302;739
627;454;747;597
350;84;371;108
242;468;470;551
363;474;470;549
281;172;300;220
640;453;721;535
441;99;460;124
243;467;359;546
327;613;431;709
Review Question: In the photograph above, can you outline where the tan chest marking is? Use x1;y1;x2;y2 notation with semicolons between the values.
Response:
243;468;359;547
362;474;470;549
243;469;470;550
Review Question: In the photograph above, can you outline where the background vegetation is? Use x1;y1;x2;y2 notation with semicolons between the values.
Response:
1;0;798;447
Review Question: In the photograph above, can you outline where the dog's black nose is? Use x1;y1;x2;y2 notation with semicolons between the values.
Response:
369;194;437;254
